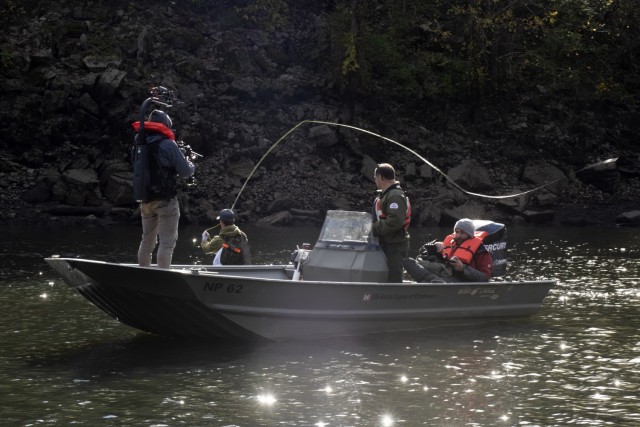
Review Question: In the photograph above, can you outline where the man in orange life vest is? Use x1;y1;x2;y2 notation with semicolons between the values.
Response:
372;163;411;283
403;218;492;283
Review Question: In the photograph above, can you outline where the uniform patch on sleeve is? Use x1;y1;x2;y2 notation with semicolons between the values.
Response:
389;202;399;209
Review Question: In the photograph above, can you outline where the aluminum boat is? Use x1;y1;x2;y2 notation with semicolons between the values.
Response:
46;211;555;341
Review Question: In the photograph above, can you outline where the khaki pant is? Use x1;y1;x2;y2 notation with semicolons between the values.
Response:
137;198;180;268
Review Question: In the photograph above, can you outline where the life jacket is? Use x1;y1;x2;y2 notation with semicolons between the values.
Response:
219;235;246;265
131;122;177;202
373;183;411;231
132;121;175;140
441;231;488;265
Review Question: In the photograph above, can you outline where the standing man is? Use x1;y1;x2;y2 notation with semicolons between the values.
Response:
372;163;411;282
132;109;195;268
201;209;251;265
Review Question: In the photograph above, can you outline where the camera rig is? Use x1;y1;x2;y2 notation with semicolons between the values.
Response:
140;87;201;159
137;86;201;186
138;86;177;139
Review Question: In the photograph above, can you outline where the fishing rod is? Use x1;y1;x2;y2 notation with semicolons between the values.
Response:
230;119;568;212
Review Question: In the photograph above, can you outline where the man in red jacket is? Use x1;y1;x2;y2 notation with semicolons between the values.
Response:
403;218;492;283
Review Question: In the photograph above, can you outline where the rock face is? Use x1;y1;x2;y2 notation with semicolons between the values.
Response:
0;1;638;229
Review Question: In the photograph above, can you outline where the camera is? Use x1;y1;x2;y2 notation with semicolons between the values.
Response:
177;140;202;161
421;244;438;256
176;141;202;187
419;240;439;256
150;86;176;105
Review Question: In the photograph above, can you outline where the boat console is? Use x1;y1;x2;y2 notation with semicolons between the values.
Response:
293;210;388;282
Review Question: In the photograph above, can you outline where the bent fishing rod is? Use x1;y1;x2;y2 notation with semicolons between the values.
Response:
229;119;567;213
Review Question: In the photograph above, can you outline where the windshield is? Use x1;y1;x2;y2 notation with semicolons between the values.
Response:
317;210;373;243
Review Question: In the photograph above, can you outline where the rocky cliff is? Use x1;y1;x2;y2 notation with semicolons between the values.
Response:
1;0;639;228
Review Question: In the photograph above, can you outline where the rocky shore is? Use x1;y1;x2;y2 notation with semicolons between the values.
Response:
1;1;638;229
2;134;639;229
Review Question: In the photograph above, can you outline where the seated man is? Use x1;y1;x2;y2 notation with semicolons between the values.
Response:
403;218;492;283
201;209;251;265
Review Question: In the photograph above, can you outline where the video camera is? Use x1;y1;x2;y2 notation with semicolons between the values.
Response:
177;140;203;161
148;86;176;107
418;239;444;263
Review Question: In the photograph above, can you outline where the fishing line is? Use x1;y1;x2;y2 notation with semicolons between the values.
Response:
231;119;562;210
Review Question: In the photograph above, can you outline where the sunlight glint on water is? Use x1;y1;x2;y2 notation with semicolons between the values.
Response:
0;224;639;425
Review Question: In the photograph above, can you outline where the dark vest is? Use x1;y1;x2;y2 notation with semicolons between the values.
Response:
132;134;177;202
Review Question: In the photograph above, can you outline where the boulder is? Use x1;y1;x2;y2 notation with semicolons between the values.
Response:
523;209;555;224
82;55;122;72
532;190;558;207
308;124;338;148
228;159;256;179
268;197;298;212
231;77;258;97
576;158;620;193
617;154;640;176
330;197;351;210
418;164;433;180
63;169;99;187
447;159;493;191
360;155;378;183
78;93;99;116
46;205;110;217
62;169;102;206
414;200;443;226
404;162;417;179
441;203;491;226
137;27;151;65
22;148;44;167
256;210;292;226
103;171;133;205
521;161;568;195
99;160;131;185
22;179;51;203
496;192;530;215
93;68;127;102
615;210;640;226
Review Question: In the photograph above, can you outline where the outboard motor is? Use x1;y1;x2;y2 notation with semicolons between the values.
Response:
299;210;389;282
473;220;507;277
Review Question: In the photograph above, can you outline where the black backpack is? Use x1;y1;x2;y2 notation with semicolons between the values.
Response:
220;235;245;265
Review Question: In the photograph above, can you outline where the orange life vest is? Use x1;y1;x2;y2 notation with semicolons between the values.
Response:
132;121;175;141
441;231;488;264
374;196;411;230
374;184;411;231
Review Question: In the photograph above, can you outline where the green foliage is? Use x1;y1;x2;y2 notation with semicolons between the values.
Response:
342;32;360;76
237;0;289;31
0;0;26;22
327;0;639;109
0;50;16;71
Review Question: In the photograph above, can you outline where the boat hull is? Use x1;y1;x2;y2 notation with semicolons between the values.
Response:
46;257;555;341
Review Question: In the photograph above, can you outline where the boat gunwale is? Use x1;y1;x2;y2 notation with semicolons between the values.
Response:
46;257;557;288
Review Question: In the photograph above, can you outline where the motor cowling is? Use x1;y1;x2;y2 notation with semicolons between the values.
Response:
473;220;507;277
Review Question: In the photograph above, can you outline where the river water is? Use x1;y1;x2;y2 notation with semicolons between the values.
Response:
1;223;639;426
